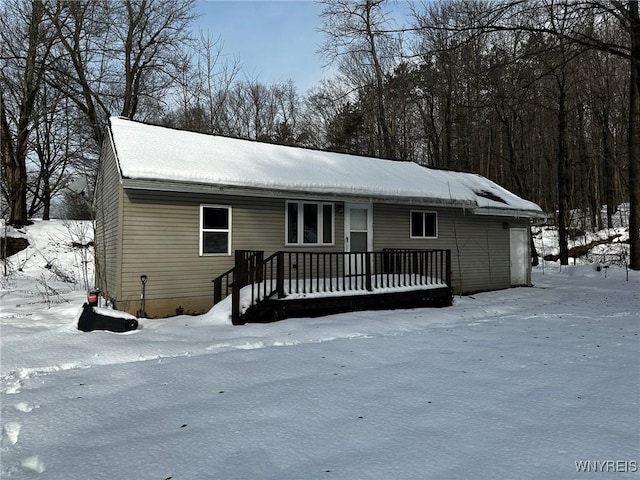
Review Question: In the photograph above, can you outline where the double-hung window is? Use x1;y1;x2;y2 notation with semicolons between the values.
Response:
410;210;438;238
200;205;231;255
286;201;334;245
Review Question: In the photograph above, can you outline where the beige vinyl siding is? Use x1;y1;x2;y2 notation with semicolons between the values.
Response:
114;188;530;316
94;135;122;301
118;191;345;314
373;204;527;293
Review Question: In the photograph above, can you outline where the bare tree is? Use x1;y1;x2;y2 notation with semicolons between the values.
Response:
302;79;351;148
28;87;87;220
271;81;302;144
45;1;112;146
508;0;638;268
408;0;639;268
0;0;58;226
226;80;271;140
117;0;196;119
625;0;640;269
47;0;196;145
319;0;401;158
194;32;241;134
222;79;306;143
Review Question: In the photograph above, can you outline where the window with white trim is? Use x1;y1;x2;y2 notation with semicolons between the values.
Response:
200;205;231;255
410;210;438;238
286;201;334;245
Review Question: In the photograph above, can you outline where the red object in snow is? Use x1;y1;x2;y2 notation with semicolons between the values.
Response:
87;289;99;306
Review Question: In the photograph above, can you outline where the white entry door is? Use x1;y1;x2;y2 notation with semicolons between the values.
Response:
509;228;529;286
344;203;373;275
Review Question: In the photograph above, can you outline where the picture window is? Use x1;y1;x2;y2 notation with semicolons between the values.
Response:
286;201;334;245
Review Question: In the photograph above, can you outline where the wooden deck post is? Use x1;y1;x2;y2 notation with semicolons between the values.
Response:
255;251;264;283
277;251;285;298
365;251;373;291
235;250;247;288
231;278;241;325
213;277;222;305
446;249;452;287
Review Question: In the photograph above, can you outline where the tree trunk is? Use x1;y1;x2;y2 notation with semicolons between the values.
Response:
1;0;50;226
1;93;28;227
601;110;616;229
41;175;51;221
628;1;640;270
364;0;393;159
557;79;570;265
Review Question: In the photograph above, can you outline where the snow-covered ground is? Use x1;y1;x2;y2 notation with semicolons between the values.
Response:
533;203;631;266
1;220;638;479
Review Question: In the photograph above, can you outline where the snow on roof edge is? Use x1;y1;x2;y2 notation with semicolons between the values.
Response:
108;117;544;216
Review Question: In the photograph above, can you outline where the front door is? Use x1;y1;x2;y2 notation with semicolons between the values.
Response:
509;228;529;286
345;203;373;275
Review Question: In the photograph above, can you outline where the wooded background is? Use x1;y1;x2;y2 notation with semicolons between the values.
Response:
1;0;637;268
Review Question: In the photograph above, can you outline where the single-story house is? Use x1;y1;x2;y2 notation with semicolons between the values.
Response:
94;116;545;322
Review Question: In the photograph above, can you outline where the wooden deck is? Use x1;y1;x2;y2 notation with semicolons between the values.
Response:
212;249;452;325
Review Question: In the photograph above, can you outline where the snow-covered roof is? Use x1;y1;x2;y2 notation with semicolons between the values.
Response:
108;117;544;217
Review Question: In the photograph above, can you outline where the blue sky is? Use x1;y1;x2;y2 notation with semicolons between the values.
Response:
192;1;415;92
193;1;329;92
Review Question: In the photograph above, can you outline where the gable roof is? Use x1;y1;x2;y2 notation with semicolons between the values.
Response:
108;116;544;218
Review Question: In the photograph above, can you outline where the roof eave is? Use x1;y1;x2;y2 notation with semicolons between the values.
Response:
120;178;477;209
472;206;548;220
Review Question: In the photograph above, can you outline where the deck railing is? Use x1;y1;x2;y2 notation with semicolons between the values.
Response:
231;251;284;322
212;249;451;324
282;250;451;295
212;250;264;305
